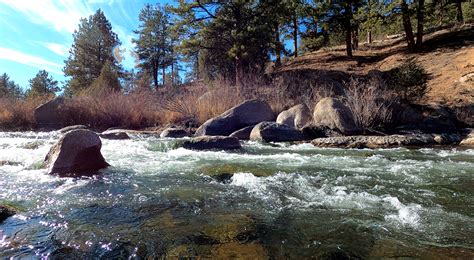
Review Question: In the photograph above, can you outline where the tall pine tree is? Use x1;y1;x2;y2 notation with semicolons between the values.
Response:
63;9;122;96
26;70;59;99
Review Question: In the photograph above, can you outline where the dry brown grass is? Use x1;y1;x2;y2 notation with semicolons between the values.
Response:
0;97;49;130
343;78;397;132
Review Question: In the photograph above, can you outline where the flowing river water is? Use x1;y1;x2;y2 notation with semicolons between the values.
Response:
0;131;473;258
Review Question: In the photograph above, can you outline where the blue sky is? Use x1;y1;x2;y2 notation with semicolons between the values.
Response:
0;0;172;90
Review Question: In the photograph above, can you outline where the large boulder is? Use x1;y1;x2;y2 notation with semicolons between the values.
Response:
311;134;436;148
250;122;310;142
182;136;241;150
195;99;274;136
34;97;65;129
160;127;190;138
229;125;255;140
313;98;360;135
0;205;16;223
276;104;312;129
44;130;110;176
460;129;474;146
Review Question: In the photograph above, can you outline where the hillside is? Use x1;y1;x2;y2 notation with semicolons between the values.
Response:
277;24;474;107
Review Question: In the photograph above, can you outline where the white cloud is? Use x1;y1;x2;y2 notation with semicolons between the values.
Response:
40;42;69;56
0;47;63;74
0;0;92;33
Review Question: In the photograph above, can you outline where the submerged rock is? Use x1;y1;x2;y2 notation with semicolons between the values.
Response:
44;129;110;176
276;104;312;129
160;128;190;138
313;97;360;135
99;132;130;140
250;122;310;142
58;125;88;134
0;204;16;223
182;136;241;150
312;134;437;148
229;125;255;140
34;97;65;129
195;99;274;136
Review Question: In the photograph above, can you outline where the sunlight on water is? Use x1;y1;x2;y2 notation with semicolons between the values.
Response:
0;132;473;258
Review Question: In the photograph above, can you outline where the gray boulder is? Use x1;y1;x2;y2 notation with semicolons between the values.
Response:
44;129;109;176
313;97;360;135
34;97;65;129
160;128;190;138
58;125;88;134
99;132;130;140
277;104;313;129
229;125;255;140
250;122;310;142
182;136;241;150
312;134;436;148
195;99;274;136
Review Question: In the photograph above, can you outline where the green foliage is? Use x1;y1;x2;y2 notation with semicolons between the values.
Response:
0;73;22;99
63;9;122;96
171;1;276;83
86;61;121;96
388;60;428;102
133;4;174;89
25;70;59;99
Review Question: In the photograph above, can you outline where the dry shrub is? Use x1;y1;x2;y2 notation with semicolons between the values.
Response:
343;77;397;132
0;97;49;130
62;90;162;130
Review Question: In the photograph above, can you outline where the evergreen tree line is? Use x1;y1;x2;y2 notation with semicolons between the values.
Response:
1;0;472;99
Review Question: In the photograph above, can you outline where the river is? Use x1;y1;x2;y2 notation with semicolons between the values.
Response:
0;131;473;258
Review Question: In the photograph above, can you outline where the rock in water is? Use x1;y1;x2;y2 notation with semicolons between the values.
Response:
160;128;190;138
276;104;312;129
229;125;256;140
182;136;241;150
311;134;436;148
44;130;110;176
250;122;310;142
195;99;274;136
0;205;16;223
34;97;65;129
99;132;130;140
313;97;360;135
58;125;88;134
460;129;474;146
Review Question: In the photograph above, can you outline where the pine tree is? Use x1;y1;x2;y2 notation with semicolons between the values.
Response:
86;61;121;96
133;4;173;89
63;9;122;96
171;1;275;85
0;73;22;99
26;70;59;99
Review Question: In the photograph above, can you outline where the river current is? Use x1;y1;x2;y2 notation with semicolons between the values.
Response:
0;131;473;258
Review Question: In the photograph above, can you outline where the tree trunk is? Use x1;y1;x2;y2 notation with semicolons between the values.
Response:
152;66;158;90
275;23;281;67
456;0;464;23
416;0;425;52
352;26;359;50
345;4;353;57
171;62;174;86
293;15;298;58
162;66;165;86
367;29;372;44
235;56;243;87
401;0;416;52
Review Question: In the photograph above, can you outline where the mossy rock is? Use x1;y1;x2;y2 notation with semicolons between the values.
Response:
200;164;275;178
0;204;16;223
0;160;21;166
21;141;42;149
210;242;268;259
201;214;257;243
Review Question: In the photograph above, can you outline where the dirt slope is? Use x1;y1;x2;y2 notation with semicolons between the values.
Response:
278;25;474;107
